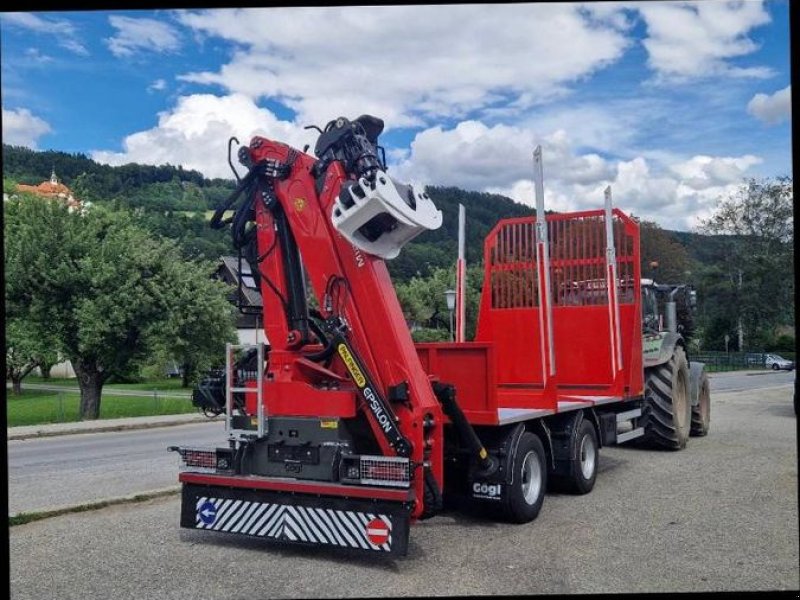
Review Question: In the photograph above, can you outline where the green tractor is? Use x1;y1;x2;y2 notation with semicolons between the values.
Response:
640;279;710;449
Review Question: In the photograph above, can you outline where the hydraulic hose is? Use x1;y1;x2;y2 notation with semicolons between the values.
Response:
432;381;497;474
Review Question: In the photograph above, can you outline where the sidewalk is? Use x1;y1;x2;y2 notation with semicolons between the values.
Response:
7;412;214;441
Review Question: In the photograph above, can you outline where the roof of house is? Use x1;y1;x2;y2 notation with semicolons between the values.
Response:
217;255;263;308
15;171;81;209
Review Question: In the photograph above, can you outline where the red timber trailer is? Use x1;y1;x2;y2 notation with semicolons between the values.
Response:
171;115;658;557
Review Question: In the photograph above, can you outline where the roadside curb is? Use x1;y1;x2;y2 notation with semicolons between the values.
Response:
7;413;216;441
744;370;793;376
9;487;180;525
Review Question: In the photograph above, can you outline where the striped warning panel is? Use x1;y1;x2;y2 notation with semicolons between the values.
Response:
194;496;394;552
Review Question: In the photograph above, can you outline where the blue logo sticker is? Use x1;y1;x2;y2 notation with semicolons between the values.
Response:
198;501;217;525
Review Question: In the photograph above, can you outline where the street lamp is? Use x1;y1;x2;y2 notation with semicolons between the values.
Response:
444;289;456;342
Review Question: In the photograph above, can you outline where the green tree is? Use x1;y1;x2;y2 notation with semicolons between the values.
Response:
5;318;57;394
698;177;793;351
394;264;484;341
156;259;238;387
4;197;236;419
637;218;691;282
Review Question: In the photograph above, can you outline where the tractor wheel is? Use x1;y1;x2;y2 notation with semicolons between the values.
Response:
690;369;711;437
550;419;599;495
641;346;691;450
498;431;547;523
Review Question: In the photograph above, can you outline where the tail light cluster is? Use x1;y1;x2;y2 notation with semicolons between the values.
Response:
340;455;410;488
169;446;234;473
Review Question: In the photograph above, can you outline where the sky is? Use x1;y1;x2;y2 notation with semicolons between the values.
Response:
0;2;792;231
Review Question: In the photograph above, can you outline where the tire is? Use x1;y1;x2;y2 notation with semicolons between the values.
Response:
772;363;780;371
690;369;710;436
498;432;547;523
202;407;222;419
641;346;691;450
551;419;599;494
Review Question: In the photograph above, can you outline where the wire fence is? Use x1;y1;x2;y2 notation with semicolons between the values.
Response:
6;385;196;427
691;351;796;372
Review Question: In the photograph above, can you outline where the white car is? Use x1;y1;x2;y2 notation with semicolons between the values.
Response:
765;354;795;371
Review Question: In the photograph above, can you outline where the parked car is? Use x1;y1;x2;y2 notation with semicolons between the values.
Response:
765;354;795;371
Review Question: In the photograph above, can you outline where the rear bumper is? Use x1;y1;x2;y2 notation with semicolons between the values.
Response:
180;476;412;556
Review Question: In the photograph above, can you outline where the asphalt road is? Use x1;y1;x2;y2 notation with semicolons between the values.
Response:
8;370;793;516
7;420;226;514
8;377;798;596
708;368;795;393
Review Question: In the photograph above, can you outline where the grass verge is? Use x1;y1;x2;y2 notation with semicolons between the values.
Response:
9;488;180;527
7;390;196;427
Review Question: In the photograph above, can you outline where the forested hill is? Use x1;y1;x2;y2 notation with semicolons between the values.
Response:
2;144;235;211
3;143;711;277
1;144;537;276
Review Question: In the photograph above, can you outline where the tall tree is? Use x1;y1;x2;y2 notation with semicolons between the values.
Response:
156;259;238;388
637;218;691;282
4;197;237;419
395;264;484;341
698;177;793;350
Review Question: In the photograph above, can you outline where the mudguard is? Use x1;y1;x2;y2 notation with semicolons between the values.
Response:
688;361;706;408
643;332;684;368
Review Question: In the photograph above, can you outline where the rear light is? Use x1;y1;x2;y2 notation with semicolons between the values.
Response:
340;455;411;488
169;446;233;472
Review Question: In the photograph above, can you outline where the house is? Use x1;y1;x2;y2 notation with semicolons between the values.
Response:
215;255;268;346
13;169;85;212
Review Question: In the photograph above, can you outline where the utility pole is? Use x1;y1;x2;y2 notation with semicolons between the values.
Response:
737;268;744;351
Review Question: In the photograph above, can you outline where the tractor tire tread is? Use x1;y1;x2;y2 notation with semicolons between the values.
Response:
640;346;690;450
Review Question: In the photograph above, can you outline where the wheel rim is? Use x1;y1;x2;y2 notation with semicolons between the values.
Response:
579;433;596;479
521;450;542;505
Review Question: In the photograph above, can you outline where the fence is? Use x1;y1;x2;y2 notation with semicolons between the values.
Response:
691;351;795;372
6;384;195;427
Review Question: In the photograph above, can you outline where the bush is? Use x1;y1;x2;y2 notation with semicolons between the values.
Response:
411;327;451;343
771;334;796;353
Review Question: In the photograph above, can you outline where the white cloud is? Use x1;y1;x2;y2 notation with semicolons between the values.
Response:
176;5;629;128
91;94;316;178
391;121;615;192
24;48;53;63
747;85;791;125
1;12;88;55
106;15;181;58
1;107;52;148
147;78;167;93
392;119;761;230
670;154;763;189
637;0;772;80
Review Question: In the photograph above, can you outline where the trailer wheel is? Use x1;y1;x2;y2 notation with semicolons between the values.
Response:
500;432;547;523
641;346;691;450
553;419;599;494
690;369;710;437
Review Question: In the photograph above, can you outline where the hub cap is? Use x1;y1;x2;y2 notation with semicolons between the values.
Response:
579;433;596;480
521;450;542;505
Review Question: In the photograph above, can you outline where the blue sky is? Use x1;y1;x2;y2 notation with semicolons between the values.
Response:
1;2;792;230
